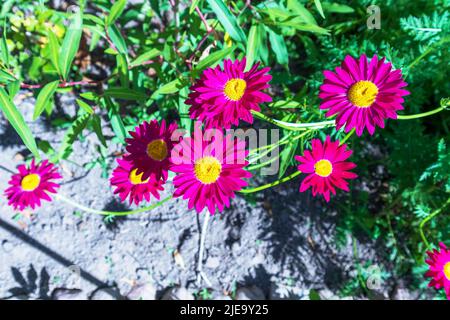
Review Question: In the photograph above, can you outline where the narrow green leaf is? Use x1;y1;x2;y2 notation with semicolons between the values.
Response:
57;112;91;160
190;0;201;14
246;23;262;70
107;24;128;55
322;3;354;14
107;0;127;26
206;0;246;43
192;46;235;75
116;53;129;87
76;98;94;114
104;87;146;100
33;81;60;120
152;78;189;98
178;86;191;132
0;69;16;83
0;88;39;158
59;9;83;80
47;30;61;74
7;80;21;99
104;97;126;143
266;27;288;66
287;0;317;25
314;0;325;19
0;21;10;67
279;138;299;178
129;48;160;68
91;114;107;147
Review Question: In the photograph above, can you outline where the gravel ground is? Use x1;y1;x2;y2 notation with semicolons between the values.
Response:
0;93;410;300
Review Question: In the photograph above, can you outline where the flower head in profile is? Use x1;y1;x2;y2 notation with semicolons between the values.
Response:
110;157;164;205
124;120;178;181
171;131;251;214
425;242;450;299
319;55;409;136
5;159;62;211
186;58;272;129
295;136;357;202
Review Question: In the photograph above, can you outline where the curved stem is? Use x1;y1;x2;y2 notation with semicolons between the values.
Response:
239;170;302;194
55;193;173;216
419;197;450;250
397;105;447;120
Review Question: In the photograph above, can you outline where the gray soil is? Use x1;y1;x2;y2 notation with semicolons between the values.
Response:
0;93;418;300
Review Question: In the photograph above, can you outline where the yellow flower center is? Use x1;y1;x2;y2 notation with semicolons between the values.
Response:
444;262;450;281
21;174;41;191
194;156;222;185
129;169;149;185
224;78;247;101
347;80;379;108
314;159;333;177
146;139;168;161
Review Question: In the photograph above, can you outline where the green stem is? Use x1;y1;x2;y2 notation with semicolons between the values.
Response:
239;170;302;194
397;105;447;120
419;197;450;250
340;128;355;145
251;110;335;131
55;193;173;216
253;105;447;132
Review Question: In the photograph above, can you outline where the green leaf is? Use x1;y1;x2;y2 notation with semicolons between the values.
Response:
76;98;94;114
189;0;201;14
268;100;303;109
59;9;83;80
91;114;107;147
152;78;188;98
7;80;20;99
192;46;235;75
206;0;246;43
107;24;128;55
107;0;127;26
129;48;160;68
47;30;61;74
178;86;191;132
287;0;317;24
104;97;126;143
0;69;16;83
279;137;299;178
246;23;262;70
322;2;354;14
314;0;325;19
266;27;288;66
57;112;91;160
309;289;321;300
33;81;60;120
0;88;40;158
104;87;146;100
0;20;10;67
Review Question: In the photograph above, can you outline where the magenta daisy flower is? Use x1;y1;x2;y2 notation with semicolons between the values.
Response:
171;132;251;214
295;136;357;202
186;58;272;129
425;242;450;299
4;159;62;211
124;120;178;181
319;54;410;136
110;157;164;205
